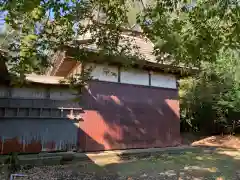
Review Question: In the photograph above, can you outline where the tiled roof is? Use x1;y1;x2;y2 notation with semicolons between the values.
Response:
76;33;176;66
77;34;155;60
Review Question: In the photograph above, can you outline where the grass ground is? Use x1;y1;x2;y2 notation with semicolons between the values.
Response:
15;148;240;180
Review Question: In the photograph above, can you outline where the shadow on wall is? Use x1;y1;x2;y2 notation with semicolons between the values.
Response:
0;80;179;154
78;80;181;152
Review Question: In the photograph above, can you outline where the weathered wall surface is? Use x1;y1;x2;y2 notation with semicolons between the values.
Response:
79;81;180;151
0;66;180;154
0;85;81;154
0;119;78;154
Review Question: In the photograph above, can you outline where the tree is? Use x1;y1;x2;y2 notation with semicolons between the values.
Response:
0;0;147;81
137;0;240;134
0;24;17;55
3;0;240;77
180;50;240;134
138;0;240;68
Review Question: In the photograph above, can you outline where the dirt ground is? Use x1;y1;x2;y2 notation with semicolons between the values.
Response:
182;134;240;149
192;135;240;149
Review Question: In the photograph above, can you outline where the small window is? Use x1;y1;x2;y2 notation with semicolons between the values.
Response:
41;108;51;117
5;108;18;117
0;108;5;117
30;108;41;117
51;109;61;117
18;108;29;117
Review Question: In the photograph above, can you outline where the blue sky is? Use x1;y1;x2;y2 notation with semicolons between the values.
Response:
0;9;54;33
0;11;7;32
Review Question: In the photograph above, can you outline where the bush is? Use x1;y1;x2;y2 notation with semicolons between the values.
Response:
180;50;240;135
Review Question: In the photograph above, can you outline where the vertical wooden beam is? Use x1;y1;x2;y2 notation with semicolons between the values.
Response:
148;70;152;86
60;107;63;118
4;107;6;117
16;108;19;117
40;108;43;117
8;87;12;97
118;66;121;83
46;87;50;99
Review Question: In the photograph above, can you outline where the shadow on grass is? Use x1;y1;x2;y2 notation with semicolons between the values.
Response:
16;148;240;180
101;148;240;179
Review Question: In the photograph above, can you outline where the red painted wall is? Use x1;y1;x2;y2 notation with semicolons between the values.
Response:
0;81;180;154
78;81;180;151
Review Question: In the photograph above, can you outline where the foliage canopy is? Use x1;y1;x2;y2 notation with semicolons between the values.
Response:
0;0;146;79
139;0;240;68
